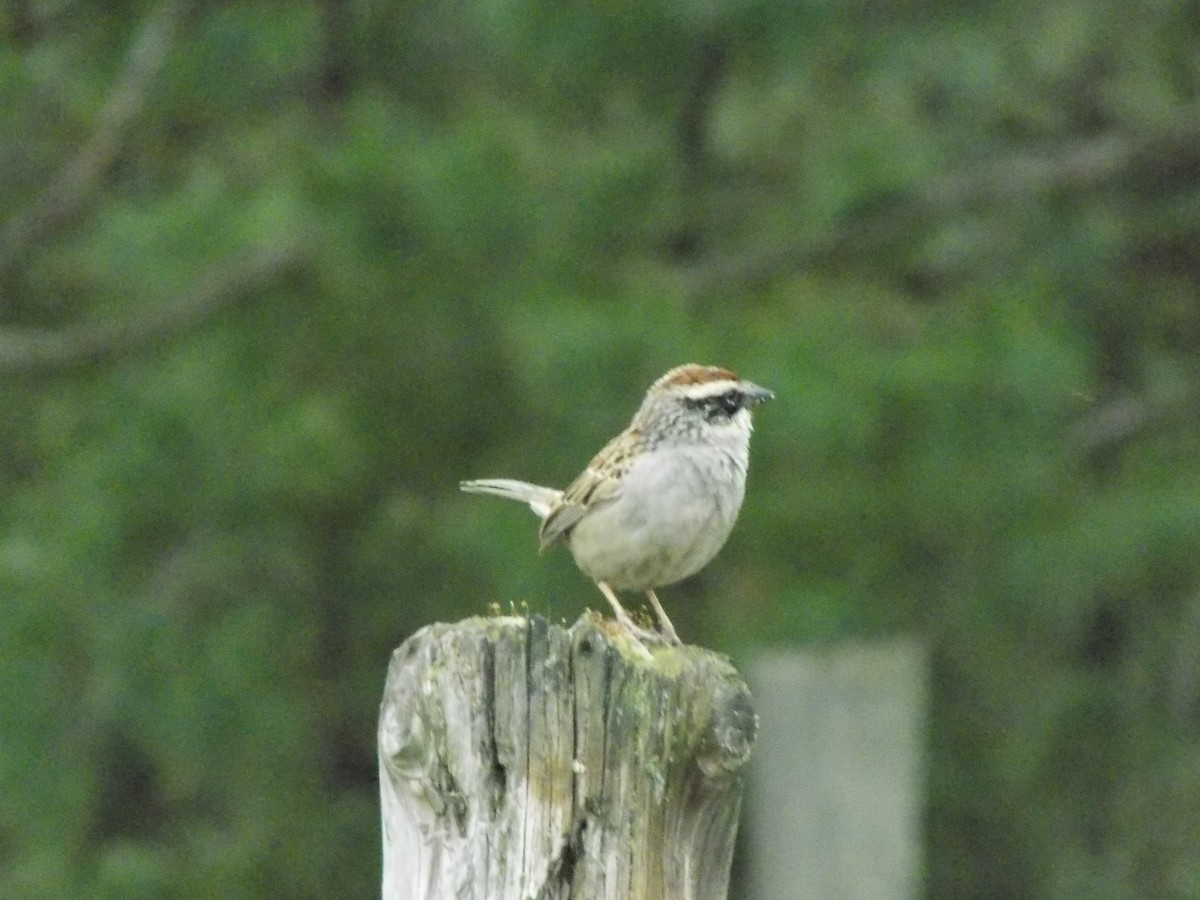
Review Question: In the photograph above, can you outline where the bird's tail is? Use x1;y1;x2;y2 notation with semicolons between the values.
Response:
459;478;561;518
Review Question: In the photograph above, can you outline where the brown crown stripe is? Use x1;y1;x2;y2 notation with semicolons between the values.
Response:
656;364;739;388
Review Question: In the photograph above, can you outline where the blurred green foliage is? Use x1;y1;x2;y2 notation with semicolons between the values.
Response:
2;0;1200;897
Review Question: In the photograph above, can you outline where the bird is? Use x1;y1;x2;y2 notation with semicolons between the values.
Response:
460;364;773;645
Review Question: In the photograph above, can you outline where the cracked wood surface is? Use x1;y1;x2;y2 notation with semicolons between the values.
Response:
378;614;756;900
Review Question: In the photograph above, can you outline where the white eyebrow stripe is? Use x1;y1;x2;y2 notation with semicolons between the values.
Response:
679;380;740;400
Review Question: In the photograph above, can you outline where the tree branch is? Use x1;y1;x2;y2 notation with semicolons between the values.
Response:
0;242;305;377
667;36;731;262
680;111;1200;297
0;0;188;274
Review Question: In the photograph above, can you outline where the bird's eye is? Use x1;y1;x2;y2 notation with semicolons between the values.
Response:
697;391;742;420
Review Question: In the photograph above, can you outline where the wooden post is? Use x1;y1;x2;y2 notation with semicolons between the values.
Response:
746;642;927;900
378;614;757;900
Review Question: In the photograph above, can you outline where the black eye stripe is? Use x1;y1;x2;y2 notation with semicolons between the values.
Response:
687;389;743;419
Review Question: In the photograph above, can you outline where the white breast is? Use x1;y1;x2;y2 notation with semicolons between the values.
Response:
565;443;748;590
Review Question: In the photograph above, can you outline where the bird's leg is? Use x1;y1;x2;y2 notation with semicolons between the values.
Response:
644;589;681;645
597;581;662;642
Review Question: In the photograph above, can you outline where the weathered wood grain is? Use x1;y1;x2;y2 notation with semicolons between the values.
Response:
379;614;756;900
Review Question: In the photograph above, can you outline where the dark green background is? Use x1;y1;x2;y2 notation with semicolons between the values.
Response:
3;1;1199;897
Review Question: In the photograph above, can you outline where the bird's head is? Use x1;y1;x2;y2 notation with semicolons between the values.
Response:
634;364;774;446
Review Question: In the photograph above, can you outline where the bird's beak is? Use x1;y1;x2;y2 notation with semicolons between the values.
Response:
741;381;775;406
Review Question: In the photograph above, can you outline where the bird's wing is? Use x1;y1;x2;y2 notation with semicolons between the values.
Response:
537;430;638;551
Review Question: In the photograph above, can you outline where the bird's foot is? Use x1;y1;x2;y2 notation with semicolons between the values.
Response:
613;608;668;644
597;581;669;647
645;590;682;646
